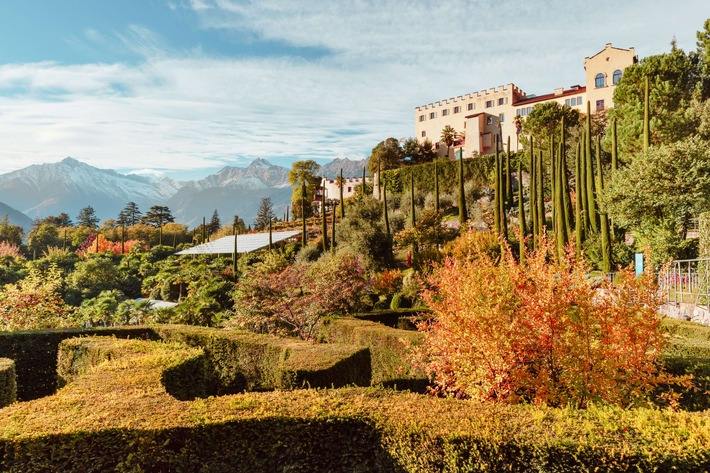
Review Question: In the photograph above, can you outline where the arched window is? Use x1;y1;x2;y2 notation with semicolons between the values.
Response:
595;73;606;88
613;69;623;85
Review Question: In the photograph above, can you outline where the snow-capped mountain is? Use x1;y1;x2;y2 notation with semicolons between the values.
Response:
0;157;296;228
167;159;292;226
0;158;179;222
319;157;369;179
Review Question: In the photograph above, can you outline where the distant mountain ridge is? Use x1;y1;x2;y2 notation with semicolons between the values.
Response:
0;156;367;228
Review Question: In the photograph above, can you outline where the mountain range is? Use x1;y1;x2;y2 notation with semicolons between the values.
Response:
0;156;368;230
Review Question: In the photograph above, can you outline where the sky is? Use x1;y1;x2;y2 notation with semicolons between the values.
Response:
0;0;707;180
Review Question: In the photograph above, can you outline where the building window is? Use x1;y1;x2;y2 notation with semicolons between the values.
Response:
419;114;426;122
576;97;582;105
499;113;504;123
596;99;605;111
435;142;440;150
565;98;571;106
421;131;426;138
347;187;352;193
498;97;505;106
486;116;494;125
442;109;449;116
453;106;461;114
486;100;493;108
527;107;532;114
613;69;623;85
430;112;436;119
595;73;606;88
467;103;474;111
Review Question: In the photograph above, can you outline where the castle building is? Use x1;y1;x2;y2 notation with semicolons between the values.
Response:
414;44;637;157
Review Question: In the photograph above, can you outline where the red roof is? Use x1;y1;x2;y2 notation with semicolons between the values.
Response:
514;86;586;107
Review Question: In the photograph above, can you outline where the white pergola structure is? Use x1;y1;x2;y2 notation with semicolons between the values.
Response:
175;230;301;256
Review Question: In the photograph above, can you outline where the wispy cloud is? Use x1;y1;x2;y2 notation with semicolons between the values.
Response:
0;0;705;179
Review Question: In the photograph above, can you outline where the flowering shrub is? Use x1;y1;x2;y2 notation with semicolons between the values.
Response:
0;242;23;260
232;253;369;340
0;264;76;331
371;269;403;299
418;232;688;408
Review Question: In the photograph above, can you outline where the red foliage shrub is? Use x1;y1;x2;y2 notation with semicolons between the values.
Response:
418;232;688;408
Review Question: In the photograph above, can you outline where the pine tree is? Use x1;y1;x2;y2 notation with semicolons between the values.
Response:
76;205;99;229
517;157;526;264
141;206;174;228
643;76;650;151
118;202;142;226
254;197;275;231
208;209;221;235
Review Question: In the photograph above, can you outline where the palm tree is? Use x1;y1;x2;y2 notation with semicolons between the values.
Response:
440;125;457;158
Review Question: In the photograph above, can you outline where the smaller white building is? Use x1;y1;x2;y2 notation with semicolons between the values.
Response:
315;175;370;212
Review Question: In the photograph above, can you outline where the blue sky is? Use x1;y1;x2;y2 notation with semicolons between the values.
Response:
0;0;707;180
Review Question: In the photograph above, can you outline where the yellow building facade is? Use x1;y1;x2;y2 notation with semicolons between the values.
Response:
414;44;637;157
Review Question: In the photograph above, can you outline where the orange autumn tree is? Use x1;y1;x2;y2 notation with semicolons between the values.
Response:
80;234;141;256
419;232;685;408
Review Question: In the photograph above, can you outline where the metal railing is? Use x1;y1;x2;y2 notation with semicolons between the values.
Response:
658;258;710;310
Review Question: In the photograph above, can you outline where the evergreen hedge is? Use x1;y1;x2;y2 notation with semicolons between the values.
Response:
380;155;499;196
0;358;15;408
320;317;427;392
0;336;708;472
0;326;156;401
154;325;371;392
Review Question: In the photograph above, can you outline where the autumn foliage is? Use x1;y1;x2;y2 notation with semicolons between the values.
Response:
232;253;369;340
419;232;685;408
79;234;142;256
0;264;76;331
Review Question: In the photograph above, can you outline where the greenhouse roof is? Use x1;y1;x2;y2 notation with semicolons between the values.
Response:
175;230;301;255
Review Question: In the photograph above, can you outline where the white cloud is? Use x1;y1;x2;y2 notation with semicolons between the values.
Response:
0;0;706;178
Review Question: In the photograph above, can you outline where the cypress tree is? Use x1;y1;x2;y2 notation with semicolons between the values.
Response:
555;142;568;257
95;232;99;253
410;172;416;228
339;168;345;219
286;207;289;222
434;159;440;214
377;156;382;199
331;206;336;254
383;182;391;236
233;227;238;281
596;136;612;272
643;76;650;151
560;117;573;240
518;157;526;264
301;181;307;246
493;140;503;236
611;117;618;171
574;144;583;256
321;203;327;253
202;217;206;244
528;135;540;242
121;225;125;255
362;167;366;200
505;135;513;208
585;102;598;233
536;150;545;234
458;147;467;224
549;137;556;238
269;218;273;251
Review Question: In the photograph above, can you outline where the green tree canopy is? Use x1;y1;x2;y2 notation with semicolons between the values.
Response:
34;213;73;228
27;224;62;256
402;137;436;165
610;46;703;157
208;209;221;235
288;160;321;187
118;202;142;226
76;205;99;229
601;134;710;263
521;101;581;151
368;137;404;174
0;215;23;247
141;206;175;228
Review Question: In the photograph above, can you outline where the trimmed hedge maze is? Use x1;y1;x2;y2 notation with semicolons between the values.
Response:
0;317;708;471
